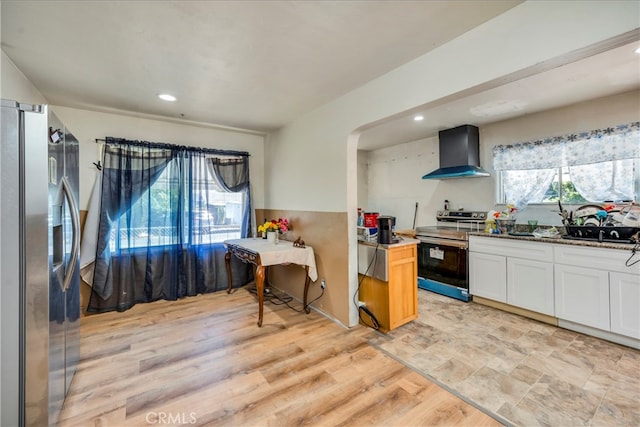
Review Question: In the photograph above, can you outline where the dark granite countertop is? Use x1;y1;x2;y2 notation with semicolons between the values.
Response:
468;231;637;251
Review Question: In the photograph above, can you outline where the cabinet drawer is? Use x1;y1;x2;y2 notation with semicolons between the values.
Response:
469;236;553;262
554;244;640;275
388;244;416;263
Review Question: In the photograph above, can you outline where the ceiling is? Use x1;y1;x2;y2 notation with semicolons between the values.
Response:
1;0;519;133
358;38;640;150
2;1;638;149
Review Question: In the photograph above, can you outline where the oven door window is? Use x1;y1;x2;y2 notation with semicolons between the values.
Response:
418;242;468;288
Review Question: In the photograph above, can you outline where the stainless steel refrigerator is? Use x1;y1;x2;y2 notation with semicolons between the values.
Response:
1;99;80;426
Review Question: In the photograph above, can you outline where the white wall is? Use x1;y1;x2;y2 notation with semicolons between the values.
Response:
364;90;640;228
2;50;266;212
50;106;266;211
1;50;48;105
362;134;496;229
267;1;640;326
270;1;639;212
356;147;369;210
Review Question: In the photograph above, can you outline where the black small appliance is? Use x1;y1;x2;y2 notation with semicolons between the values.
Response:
377;216;397;244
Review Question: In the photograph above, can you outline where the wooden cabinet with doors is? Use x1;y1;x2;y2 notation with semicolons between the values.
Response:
358;241;418;332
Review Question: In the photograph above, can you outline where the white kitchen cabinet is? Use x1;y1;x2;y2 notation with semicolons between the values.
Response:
554;264;610;331
610;272;640;339
469;235;639;347
469;252;507;302
469;235;553;310
507;257;554;316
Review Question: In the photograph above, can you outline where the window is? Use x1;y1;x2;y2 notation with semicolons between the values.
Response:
494;122;639;205
188;155;245;244
541;168;588;204
89;139;252;311
108;152;249;251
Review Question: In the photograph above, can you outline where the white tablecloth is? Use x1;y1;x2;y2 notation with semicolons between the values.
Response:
224;238;318;281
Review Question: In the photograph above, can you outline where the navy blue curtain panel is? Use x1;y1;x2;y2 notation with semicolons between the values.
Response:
87;138;252;313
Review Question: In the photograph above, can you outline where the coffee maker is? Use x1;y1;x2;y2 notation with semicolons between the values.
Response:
377;216;397;244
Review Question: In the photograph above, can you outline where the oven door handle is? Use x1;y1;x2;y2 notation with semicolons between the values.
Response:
417;236;468;249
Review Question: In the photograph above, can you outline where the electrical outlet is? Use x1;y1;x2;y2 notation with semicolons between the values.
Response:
358;301;366;307
320;279;326;289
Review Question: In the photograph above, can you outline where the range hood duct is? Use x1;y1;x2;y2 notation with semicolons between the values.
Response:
422;124;490;179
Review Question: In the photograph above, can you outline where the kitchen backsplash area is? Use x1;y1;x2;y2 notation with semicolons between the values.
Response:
358;90;639;230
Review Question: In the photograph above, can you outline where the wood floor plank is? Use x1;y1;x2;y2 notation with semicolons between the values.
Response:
58;287;502;427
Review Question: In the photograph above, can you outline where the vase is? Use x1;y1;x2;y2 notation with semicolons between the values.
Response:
497;219;516;234
266;231;276;243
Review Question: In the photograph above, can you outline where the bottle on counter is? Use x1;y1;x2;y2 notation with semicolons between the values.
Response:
444;199;450;211
485;218;498;234
357;208;364;226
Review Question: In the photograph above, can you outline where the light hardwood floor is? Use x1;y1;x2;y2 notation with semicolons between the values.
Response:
59;287;502;426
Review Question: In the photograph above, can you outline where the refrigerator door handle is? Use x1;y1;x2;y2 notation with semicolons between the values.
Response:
61;176;80;292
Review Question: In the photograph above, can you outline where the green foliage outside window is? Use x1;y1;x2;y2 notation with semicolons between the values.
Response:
542;181;587;204
150;188;180;227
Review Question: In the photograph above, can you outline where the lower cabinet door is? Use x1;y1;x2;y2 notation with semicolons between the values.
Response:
554;264;609;331
388;255;418;330
469;252;506;302
507;258;554;315
610;272;640;339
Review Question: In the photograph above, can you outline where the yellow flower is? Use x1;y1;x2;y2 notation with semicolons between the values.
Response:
258;218;290;233
258;221;277;233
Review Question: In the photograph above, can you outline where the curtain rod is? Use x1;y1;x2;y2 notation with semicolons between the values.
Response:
94;137;250;157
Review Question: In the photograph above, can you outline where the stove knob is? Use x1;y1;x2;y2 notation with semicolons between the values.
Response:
479;213;485;218
443;211;448;216
472;212;478;218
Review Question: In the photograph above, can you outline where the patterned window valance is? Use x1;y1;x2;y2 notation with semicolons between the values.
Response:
493;121;640;171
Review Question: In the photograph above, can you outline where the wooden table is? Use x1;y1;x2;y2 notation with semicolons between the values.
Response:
224;238;318;326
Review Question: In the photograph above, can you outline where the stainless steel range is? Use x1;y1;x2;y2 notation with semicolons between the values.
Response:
415;210;487;302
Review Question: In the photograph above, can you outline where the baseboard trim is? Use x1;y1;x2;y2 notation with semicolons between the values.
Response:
472;296;558;326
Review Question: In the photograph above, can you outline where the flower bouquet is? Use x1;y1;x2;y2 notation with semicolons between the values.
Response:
494;204;517;219
258;218;290;242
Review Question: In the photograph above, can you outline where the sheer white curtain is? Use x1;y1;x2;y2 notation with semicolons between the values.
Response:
502;169;556;207
493;121;639;204
569;159;635;202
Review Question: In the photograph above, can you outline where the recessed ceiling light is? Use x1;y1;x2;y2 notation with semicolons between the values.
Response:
158;93;177;102
635;47;640;54
414;115;424;121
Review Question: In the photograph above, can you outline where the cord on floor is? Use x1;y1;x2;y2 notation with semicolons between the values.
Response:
247;285;324;313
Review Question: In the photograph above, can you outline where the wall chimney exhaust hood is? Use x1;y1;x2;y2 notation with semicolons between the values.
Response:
422;124;490;179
